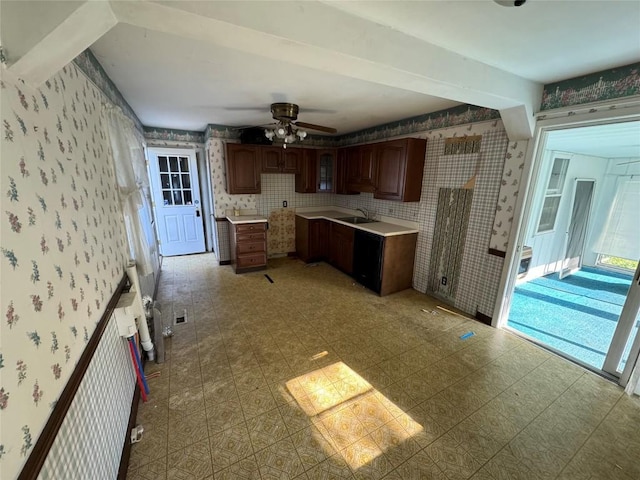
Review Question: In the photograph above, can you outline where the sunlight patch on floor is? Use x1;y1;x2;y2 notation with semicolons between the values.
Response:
284;361;423;470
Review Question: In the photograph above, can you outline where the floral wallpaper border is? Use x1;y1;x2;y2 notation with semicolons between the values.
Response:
73;50;143;133
144;126;205;144
337;105;500;146
541;62;640;111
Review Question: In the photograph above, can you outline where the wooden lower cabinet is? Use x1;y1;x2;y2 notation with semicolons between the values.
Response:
295;215;416;295
229;222;267;273
295;216;329;262
328;222;355;275
379;233;418;296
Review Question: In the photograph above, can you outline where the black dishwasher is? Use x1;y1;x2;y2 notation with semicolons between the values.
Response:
353;230;384;293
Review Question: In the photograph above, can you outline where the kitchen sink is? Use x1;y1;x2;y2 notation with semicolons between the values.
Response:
336;216;378;225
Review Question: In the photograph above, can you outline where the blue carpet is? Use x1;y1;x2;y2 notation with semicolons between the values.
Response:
508;267;633;370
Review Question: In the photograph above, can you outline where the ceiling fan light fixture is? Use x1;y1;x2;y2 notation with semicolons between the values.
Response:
265;119;308;148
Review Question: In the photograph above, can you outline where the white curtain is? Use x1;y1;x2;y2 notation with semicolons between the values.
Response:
105;106;158;276
593;179;640;260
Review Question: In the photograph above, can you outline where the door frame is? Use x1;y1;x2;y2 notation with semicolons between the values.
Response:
492;101;640;382
559;178;596;279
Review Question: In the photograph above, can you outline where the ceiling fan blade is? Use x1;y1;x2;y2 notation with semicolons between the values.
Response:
293;122;337;134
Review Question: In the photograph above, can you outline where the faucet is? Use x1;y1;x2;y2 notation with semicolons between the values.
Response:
356;207;369;220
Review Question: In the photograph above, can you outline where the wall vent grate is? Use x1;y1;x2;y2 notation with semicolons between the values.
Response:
444;135;482;155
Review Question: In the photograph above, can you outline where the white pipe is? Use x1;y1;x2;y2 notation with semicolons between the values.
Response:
126;261;155;361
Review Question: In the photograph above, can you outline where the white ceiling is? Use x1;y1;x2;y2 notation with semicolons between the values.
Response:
90;23;460;133
3;1;639;137
81;0;640;134
546;121;640;159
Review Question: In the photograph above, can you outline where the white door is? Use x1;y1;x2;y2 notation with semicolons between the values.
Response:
148;148;205;256
559;179;595;279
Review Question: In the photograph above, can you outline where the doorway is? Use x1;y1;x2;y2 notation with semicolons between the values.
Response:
147;148;206;256
497;117;640;386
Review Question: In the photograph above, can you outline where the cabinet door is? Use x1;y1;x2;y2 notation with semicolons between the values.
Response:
375;140;407;201
309;220;329;259
295;149;316;193
282;149;301;173
329;223;354;274
359;145;376;192
295;216;311;261
262;146;282;173
345;146;362;188
226;144;261;194
316;149;336;192
335;149;359;195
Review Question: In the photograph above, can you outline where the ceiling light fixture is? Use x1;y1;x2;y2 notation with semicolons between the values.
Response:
493;0;527;6
265;121;307;149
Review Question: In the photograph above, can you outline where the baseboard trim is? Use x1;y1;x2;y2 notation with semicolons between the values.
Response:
117;385;141;480
475;311;492;325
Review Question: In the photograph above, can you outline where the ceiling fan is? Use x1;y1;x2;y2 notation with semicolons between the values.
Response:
268;103;337;134
262;103;337;148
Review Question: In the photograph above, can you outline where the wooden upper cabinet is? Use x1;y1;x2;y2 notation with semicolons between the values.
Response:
359;145;376;192
281;149;300;173
345;147;362;189
335;149;352;195
316;149;336;193
261;147;282;173
345;145;375;193
262;146;300;173
374;138;426;202
375;140;407;201
225;143;261;194
295;149;316;193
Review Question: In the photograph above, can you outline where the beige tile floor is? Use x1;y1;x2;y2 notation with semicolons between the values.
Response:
127;254;640;480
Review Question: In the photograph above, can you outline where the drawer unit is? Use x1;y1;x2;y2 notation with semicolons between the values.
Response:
237;241;266;255
229;221;268;273
236;223;266;234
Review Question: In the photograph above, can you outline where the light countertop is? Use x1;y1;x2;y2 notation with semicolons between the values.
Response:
226;215;268;224
295;210;418;237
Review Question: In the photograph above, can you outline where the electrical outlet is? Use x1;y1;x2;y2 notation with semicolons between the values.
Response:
283;200;288;207
441;276;447;286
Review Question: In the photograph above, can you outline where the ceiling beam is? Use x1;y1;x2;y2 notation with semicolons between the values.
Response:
112;1;540;139
2;0;118;86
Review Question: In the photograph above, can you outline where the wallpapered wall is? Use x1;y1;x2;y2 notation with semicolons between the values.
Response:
0;64;128;477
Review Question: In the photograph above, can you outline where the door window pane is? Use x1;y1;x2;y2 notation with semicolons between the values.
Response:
171;173;181;189
159;156;168;172
538;195;562;233
183;191;193;205
181;174;191;189
161;174;171;189
179;157;189;172
169;157;179;172
173;191;183;205
162;191;172;205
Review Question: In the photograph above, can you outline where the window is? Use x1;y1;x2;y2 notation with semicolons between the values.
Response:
537;157;569;233
594;179;640;263
159;155;193;206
